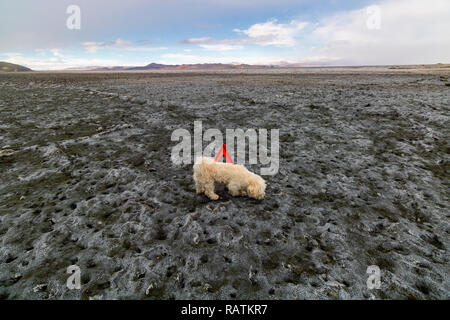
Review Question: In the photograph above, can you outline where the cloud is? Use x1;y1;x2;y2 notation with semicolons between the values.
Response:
311;0;450;65
180;37;244;51
160;53;282;65
1;52;22;57
181;19;308;50
0;51;147;70
199;44;244;51
49;49;64;58
82;38;167;53
233;19;308;47
181;37;214;45
135;39;153;46
82;38;132;53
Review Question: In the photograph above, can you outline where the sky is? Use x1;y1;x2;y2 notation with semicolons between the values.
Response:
1;0;449;70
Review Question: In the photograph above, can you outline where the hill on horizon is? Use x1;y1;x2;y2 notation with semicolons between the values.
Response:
0;61;32;72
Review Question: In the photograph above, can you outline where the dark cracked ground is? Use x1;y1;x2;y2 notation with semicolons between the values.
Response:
0;70;449;300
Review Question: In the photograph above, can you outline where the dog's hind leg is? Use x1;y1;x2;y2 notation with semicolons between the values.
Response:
204;183;219;200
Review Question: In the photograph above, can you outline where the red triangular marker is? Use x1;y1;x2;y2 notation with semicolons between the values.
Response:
214;143;234;164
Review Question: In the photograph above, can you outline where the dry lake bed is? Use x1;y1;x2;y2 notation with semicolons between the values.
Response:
0;68;449;299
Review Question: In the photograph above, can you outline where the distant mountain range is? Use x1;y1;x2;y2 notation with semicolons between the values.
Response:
2;60;449;72
0;61;32;72
65;62;274;71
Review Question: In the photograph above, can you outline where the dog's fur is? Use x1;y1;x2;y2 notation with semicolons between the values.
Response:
193;157;266;200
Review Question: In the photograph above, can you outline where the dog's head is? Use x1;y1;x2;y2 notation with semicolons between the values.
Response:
247;175;266;200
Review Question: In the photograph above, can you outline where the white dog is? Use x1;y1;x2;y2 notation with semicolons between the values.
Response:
193;157;266;200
